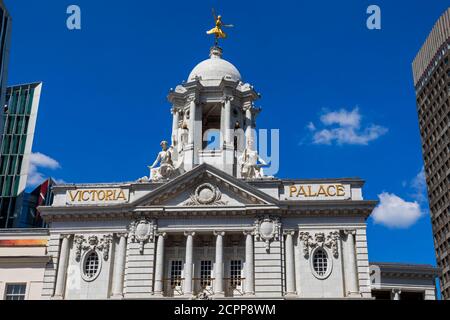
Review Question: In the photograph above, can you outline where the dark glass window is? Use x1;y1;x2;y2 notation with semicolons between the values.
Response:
4;284;26;300
230;260;242;288
170;260;183;287
312;249;328;276
200;260;212;288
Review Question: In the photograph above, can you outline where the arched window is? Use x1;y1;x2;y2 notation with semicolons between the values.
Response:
82;250;101;281
312;248;329;278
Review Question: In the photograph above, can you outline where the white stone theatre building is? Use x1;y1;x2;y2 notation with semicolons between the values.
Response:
0;46;439;300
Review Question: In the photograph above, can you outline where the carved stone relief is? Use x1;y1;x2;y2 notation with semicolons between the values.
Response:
255;216;280;252
74;234;113;262
298;231;340;259
184;183;227;206
128;218;155;254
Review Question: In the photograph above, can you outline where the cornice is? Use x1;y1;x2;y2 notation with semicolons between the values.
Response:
0;256;51;264
0;228;49;236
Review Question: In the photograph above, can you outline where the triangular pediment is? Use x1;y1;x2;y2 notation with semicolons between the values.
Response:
133;164;277;208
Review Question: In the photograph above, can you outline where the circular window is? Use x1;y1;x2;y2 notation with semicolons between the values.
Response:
81;250;101;282
310;248;332;279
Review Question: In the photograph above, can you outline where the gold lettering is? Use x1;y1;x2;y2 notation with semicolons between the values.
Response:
97;190;105;201
337;185;346;197
327;185;336;197
82;191;90;201
307;186;316;197
289;186;297;197
317;185;327;196
69;189;129;202
117;190;126;201
297;186;307;197
106;190;114;201
69;191;79;202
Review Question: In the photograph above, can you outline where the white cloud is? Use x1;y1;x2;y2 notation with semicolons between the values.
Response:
306;122;316;131
372;192;423;228
29;152;60;169
320;108;361;128
27;152;62;187
308;107;388;145
411;167;428;204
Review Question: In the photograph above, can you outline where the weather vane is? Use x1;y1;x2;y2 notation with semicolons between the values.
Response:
206;9;234;46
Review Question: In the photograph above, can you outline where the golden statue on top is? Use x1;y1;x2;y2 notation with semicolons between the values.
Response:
206;9;234;46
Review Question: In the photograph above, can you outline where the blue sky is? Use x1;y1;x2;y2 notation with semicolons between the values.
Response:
5;1;448;267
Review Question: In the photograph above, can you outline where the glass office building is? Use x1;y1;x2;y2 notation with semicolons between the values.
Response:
0;82;43;228
0;1;11;137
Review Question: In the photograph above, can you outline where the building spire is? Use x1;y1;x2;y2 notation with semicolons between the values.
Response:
206;9;234;47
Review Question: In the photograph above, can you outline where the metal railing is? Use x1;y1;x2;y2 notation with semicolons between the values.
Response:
162;277;246;297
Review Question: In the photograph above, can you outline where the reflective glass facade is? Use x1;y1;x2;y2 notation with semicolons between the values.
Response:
0;1;11;138
0;83;42;228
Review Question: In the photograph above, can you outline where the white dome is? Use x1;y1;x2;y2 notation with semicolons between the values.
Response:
188;47;241;82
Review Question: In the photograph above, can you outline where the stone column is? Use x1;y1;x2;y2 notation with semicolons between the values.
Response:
284;230;296;296
184;231;195;296
223;97;232;146
344;230;359;297
244;231;255;295
153;232;167;296
214;231;225;296
111;233;128;298
392;289;401;300
53;235;71;299
171;108;179;147
188;99;195;145
245;107;254;150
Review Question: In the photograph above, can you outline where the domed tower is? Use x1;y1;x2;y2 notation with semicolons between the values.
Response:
167;46;261;178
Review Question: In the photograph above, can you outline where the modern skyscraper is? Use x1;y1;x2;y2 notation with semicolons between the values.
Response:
412;8;450;299
18;178;53;228
0;82;43;228
0;0;12;137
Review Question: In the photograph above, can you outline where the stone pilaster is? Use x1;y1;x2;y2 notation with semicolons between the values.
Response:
244;230;255;295
153;232;167;296
53;234;71;299
214;231;225;297
343;230;359;297
111;233;128;298
183;231;195;296
284;230;296;296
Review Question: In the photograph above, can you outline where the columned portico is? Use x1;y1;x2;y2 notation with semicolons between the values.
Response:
214;231;225;297
53;234;71;299
154;232;167;296
245;107;254;150
183;231;195;296
171;108;179;147
284;230;296;296
244;230;255;295
222;97;233;147
343;230;359;297
111;233;127;298
188;99;195;145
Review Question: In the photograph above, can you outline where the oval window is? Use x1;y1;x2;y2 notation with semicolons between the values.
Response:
81;250;101;281
311;248;332;279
